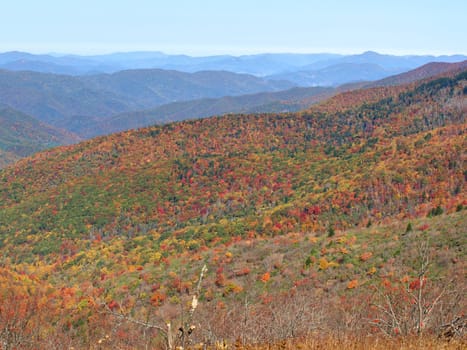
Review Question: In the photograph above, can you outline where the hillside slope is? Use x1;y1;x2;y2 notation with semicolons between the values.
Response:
369;60;467;87
306;60;467;114
0;105;79;168
0;70;465;257
0;70;137;125
0;69;465;349
0;149;19;168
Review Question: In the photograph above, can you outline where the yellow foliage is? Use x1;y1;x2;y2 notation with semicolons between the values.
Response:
151;251;162;263
337;236;347;244
308;236;318;243
319;257;339;270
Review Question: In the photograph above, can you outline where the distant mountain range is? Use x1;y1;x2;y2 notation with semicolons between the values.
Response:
1;50;465;82
0;51;340;76
267;62;402;86
266;51;467;86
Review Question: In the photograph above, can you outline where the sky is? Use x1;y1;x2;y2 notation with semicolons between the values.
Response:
1;0;466;56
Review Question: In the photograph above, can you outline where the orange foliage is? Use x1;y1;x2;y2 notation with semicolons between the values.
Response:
360;252;373;262
260;272;271;283
347;279;359;289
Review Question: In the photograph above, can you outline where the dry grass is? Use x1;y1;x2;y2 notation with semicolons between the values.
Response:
189;335;466;350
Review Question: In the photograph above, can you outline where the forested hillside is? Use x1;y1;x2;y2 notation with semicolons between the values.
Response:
1;71;464;247
0;70;465;349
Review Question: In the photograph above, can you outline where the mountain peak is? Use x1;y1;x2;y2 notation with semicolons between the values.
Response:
361;50;382;56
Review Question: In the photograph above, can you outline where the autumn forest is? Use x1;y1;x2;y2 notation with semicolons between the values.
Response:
0;59;466;349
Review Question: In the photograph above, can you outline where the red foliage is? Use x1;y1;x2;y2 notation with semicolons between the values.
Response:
235;267;251;276
418;224;430;231
108;300;119;310
409;277;426;291
150;292;166;306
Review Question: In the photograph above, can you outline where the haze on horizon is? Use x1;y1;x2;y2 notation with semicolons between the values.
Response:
0;0;466;56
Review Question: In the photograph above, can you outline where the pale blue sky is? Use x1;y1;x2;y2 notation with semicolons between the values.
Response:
1;0;465;55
